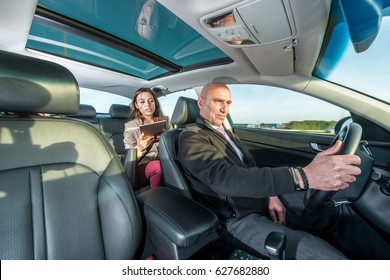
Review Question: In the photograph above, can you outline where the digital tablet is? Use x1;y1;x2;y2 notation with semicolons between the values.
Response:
139;120;167;138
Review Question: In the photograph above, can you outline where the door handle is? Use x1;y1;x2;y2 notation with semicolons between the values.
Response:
310;143;324;153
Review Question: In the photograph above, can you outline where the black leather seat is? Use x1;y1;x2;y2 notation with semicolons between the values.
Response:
67;104;99;128
159;96;200;199
0;50;142;259
99;104;131;159
98;104;139;188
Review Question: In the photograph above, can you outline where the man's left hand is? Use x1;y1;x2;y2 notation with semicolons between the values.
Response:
268;196;286;225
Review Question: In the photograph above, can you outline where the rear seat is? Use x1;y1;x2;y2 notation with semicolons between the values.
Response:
67;104;99;128
67;103;136;188
99;104;131;159
66;103;130;158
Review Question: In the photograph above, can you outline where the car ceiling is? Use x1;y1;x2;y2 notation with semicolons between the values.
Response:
0;0;332;98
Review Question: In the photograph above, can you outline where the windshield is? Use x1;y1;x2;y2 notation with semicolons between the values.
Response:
315;0;390;104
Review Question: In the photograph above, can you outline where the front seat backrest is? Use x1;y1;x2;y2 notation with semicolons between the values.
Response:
159;96;199;199
0;50;141;260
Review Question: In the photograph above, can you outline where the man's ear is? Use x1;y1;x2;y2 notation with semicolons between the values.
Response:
198;96;203;107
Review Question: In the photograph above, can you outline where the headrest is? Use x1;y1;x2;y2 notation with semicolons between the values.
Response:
109;104;131;119
171;96;199;127
0;50;80;114
68;104;96;118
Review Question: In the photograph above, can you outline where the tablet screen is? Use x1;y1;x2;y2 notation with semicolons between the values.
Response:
139;120;167;137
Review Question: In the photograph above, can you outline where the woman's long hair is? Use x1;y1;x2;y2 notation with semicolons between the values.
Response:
129;87;164;123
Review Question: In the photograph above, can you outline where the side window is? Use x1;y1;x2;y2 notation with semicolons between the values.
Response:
158;89;198;119
228;84;350;135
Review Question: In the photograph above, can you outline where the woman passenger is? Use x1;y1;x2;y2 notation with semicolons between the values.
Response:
123;87;170;188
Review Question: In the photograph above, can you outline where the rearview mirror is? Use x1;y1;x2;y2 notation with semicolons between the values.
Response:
339;0;390;53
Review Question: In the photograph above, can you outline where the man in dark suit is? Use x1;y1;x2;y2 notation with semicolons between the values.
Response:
177;82;378;259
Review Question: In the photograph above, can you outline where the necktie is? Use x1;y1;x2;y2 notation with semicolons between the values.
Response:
216;126;244;161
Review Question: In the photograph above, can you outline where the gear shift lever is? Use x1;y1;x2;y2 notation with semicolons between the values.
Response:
264;231;286;260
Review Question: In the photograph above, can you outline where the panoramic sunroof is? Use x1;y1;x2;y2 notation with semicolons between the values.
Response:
26;0;232;80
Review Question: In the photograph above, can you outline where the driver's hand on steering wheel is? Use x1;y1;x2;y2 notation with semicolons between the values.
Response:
302;140;361;191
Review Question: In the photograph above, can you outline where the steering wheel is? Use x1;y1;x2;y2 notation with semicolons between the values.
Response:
304;123;362;210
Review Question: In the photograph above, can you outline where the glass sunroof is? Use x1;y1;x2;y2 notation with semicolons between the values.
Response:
27;0;231;80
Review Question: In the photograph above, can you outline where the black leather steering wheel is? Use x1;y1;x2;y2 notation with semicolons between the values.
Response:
304;123;362;210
